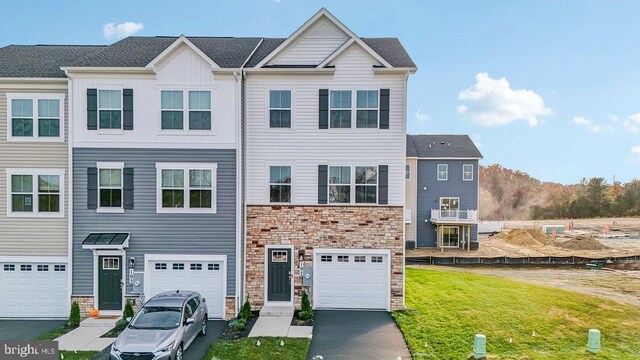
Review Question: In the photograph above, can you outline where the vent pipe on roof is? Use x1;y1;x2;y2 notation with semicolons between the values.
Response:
448;143;450;147
428;144;431;149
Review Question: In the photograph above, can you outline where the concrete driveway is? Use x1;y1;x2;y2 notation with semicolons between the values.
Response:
93;320;227;360
0;320;66;341
307;311;411;360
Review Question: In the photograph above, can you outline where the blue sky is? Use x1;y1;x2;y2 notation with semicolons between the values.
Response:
2;1;639;184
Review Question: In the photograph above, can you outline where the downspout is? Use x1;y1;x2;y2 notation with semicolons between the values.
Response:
402;70;410;310
237;38;264;314
65;70;74;312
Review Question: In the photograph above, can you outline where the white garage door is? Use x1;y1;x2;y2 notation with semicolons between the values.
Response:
147;258;225;319
0;262;68;318
314;251;389;310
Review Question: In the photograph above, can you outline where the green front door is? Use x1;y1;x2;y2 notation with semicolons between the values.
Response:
98;256;122;310
267;249;291;302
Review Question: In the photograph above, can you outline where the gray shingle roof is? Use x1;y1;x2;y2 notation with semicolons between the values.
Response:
407;135;483;158
0;35;415;77
0;45;104;78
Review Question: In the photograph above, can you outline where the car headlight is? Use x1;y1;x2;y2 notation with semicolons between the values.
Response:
111;344;121;353
156;341;175;353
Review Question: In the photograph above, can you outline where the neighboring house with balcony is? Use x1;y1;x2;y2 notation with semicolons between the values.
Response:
64;36;247;320
405;135;483;249
0;45;100;318
244;9;415;311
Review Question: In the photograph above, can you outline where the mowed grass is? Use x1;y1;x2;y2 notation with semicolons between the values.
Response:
204;337;310;360
393;267;640;359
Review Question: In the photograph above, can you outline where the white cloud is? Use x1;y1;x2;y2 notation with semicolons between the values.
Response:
571;116;613;133
624;113;640;133
415;109;429;122
631;146;640;162
103;22;144;40
457;72;552;127
608;114;619;122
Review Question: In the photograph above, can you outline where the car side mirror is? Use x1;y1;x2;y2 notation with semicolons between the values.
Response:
125;317;132;323
185;317;196;326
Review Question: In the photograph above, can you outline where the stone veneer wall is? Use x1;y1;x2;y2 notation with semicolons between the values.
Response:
246;205;404;311
72;296;236;320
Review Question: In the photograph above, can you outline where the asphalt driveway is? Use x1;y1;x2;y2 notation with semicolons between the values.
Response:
307;310;411;360
94;320;227;360
0;320;66;341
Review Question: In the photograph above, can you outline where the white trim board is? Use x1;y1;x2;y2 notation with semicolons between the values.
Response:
91;249;126;312
263;244;295;307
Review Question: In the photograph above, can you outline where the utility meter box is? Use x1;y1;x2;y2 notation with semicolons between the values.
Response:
132;272;144;294
302;266;313;286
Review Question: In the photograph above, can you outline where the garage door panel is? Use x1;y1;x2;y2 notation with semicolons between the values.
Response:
0;262;68;318
148;259;225;319
314;252;389;310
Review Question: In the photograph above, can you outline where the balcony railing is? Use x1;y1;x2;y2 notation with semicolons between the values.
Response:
430;209;478;223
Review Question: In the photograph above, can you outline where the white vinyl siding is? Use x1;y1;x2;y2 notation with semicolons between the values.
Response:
246;45;406;206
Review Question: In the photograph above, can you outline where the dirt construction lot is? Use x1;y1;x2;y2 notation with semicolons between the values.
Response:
412;265;640;307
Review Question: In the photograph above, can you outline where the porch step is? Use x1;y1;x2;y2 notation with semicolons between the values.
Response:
259;305;294;317
80;317;120;328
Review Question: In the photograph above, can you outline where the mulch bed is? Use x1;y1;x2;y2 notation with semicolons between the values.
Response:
100;319;128;338
290;310;314;326
219;311;259;340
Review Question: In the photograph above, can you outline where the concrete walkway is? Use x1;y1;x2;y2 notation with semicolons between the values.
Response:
249;306;313;338
56;317;118;351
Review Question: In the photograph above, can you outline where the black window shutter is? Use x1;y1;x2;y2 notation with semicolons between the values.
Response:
123;168;134;210
318;165;328;204
319;89;329;129
378;165;388;205
123;89;134;130
87;89;97;130
379;89;390;129
87;167;98;209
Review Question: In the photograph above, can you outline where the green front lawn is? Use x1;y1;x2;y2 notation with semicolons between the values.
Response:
204;337;310;360
59;351;97;360
393;267;640;359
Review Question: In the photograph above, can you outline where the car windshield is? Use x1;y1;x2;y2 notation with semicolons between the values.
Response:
129;306;182;330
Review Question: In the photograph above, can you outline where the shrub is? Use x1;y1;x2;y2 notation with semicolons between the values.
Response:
68;301;80;327
240;298;252;320
231;318;247;331
299;291;313;320
123;299;134;320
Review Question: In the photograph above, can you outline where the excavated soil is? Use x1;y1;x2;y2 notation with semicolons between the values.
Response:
494;228;559;247
559;235;609;251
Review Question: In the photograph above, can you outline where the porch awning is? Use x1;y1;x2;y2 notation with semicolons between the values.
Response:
82;233;130;250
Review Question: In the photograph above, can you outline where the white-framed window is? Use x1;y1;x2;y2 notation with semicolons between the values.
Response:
355;166;377;204
269;90;291;128
437;164;448;181
155;263;167;270
337;255;349;262
442;226;460;247
6;93;64;142
3;264;15;271
98;89;122;130
405;164;411;180
6;168;64;217
354;255;366;263
463;164;473;181
156;163;217;213
328;165;380;205
329;90;352;128
21;264;32;271
54;264;65;271
188;91;212;130
320;255;333;262
272;251;288;262
172;263;185;270
208;263;220;271
328;166;351;203
371;256;383;263
190;263;203;270
97;162;124;212
269;166;291;203
356;90;379;128
102;258;120;270
37;265;49;271
440;197;460;211
160;90;184;130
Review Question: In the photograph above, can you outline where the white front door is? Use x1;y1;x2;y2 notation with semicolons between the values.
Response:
0;261;68;318
314;250;389;310
147;256;225;319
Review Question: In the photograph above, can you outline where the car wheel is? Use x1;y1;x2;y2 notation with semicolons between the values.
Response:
175;344;183;360
200;316;208;336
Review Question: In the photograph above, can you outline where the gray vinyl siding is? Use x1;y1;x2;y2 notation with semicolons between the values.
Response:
72;148;237;296
416;159;478;247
